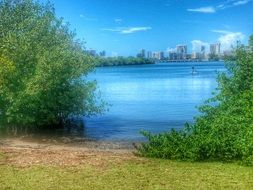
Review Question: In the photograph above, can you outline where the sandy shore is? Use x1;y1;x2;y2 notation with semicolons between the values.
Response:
0;138;142;168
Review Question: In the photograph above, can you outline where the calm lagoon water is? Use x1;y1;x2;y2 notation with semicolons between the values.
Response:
84;62;226;141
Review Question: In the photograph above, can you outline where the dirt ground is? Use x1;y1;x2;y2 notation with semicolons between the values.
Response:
0;138;142;168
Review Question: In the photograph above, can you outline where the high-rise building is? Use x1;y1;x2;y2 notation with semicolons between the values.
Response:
140;49;145;58
152;52;156;59
152;51;164;60
201;45;205;54
169;52;177;60
147;51;152;59
158;51;164;60
99;50;106;57
176;45;187;60
210;43;221;55
176;45;187;54
137;49;146;58
199;45;206;60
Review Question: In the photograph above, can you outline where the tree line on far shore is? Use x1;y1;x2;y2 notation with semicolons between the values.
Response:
96;56;155;67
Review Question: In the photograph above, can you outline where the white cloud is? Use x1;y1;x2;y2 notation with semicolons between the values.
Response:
121;27;151;34
211;30;245;50
114;18;122;24
79;14;98;21
218;0;252;9
191;40;209;52
102;28;119;32
218;32;245;50
187;6;216;13
217;4;225;8
188;30;245;53
211;30;232;34
233;0;251;6
188;0;252;13
167;47;176;52
102;27;152;34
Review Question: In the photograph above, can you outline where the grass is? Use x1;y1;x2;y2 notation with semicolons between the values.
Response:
0;154;253;190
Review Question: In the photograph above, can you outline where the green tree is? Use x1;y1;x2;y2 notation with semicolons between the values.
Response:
0;0;103;127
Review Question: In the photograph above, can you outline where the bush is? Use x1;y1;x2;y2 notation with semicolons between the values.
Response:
0;0;104;127
138;36;253;165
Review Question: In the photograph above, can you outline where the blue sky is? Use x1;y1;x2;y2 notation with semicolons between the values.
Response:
44;0;253;56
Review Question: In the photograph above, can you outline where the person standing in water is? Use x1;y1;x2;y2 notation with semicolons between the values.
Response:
192;66;197;75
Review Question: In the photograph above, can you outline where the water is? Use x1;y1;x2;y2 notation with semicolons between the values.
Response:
85;62;226;141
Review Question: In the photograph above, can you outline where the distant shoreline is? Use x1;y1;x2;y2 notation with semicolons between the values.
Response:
95;60;224;67
96;62;154;67
158;60;224;63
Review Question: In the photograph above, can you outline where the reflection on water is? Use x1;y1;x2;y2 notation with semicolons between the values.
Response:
0;119;88;141
0;62;226;142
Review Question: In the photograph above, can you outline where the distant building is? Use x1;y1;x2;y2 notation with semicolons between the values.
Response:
201;45;205;54
191;52;202;60
141;49;145;58
199;45;206;60
152;51;164;60
147;51;152;59
86;49;97;56
176;45;187;54
99;50;106;57
191;52;198;60
176;45;187;60
137;49;146;58
210;43;221;55
223;50;233;57
169;52;177;60
152;52;158;59
186;54;191;60
158;51;164;60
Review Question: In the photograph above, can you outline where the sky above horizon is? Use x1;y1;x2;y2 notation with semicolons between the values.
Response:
43;0;253;56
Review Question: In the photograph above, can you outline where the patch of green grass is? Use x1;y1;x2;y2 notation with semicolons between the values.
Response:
0;159;253;190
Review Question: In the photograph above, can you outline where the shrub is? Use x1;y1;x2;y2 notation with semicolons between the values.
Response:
138;36;253;165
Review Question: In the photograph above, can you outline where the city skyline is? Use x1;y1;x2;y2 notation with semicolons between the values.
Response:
139;42;222;61
41;0;253;56
87;42;229;62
